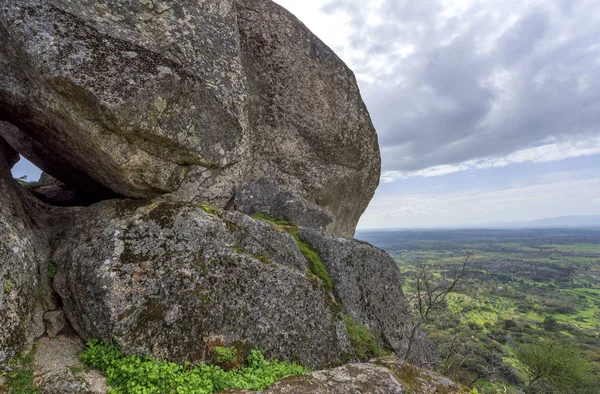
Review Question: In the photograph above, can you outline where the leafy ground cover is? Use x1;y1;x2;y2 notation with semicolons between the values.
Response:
81;340;307;394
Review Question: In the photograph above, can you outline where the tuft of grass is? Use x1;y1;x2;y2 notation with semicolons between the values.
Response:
80;340;308;394
3;280;12;294
48;262;56;278
251;212;289;226
343;315;385;360
287;229;333;292
5;348;38;394
200;204;220;216
213;346;237;364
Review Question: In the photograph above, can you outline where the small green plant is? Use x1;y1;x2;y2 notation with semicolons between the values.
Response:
251;212;289;226
5;348;38;394
48;262;57;278
343;315;384;360
4;280;12;294
213;346;237;364
80;340;308;393
200;204;220;216
287;229;333;291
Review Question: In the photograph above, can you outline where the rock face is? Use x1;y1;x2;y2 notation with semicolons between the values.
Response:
225;356;465;394
0;0;380;237
0;0;435;390
33;336;109;394
0;138;47;368
299;228;436;364
53;199;353;368
52;199;426;368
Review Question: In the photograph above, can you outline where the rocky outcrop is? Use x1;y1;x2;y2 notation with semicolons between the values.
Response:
53;199;353;368
51;199;428;369
0;0;379;237
0;138;46;367
0;0;435;390
225;356;465;394
299;228;436;364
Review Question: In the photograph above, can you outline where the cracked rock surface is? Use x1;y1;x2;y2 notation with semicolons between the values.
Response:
0;1;439;392
0;0;380;237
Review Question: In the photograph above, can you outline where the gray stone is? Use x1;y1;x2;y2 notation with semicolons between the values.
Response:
39;173;65;187
44;310;66;337
0;136;48;370
0;0;380;237
298;228;437;365
222;356;465;394
36;367;92;394
233;171;333;231
0;132;19;169
53;200;353;368
30;185;84;207
236;0;381;237
33;336;109;394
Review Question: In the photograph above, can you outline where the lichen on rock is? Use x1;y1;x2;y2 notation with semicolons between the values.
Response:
0;0;438;391
0;0;380;237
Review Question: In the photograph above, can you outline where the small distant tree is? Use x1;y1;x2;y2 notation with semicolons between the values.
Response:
541;315;558;332
403;251;472;361
517;341;598;394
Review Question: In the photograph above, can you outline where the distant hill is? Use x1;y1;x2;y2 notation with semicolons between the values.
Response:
357;215;600;232
483;215;600;229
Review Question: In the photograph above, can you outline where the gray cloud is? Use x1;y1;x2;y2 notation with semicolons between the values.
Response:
322;0;600;172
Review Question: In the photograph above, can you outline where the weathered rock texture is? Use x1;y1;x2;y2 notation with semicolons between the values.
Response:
0;0;435;390
225;356;465;394
33;335;109;394
0;138;47;368
0;0;380;237
299;228;436;364
53;199;413;368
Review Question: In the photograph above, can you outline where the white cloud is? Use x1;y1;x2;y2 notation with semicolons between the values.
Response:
273;0;351;52
359;177;600;228
381;136;600;182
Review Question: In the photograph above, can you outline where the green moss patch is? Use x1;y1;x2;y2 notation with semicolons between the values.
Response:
343;315;384;361
200;204;220;216
80;340;308;394
251;212;289;226
213;346;237;365
287;229;333;292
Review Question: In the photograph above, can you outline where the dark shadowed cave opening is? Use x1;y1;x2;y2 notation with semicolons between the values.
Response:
9;152;114;208
11;156;86;207
1;119;122;207
3;123;122;207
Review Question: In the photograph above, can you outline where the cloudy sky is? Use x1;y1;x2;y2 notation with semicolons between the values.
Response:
274;0;600;229
11;0;600;229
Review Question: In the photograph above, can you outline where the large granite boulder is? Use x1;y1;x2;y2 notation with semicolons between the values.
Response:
225;356;465;394
299;228;436;365
0;0;380;237
51;199;434;369
0;138;47;369
52;200;353;368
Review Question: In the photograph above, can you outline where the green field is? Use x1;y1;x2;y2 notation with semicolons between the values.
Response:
358;228;600;393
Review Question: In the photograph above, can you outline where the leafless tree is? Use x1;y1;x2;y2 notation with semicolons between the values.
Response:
466;354;514;387
403;251;472;361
